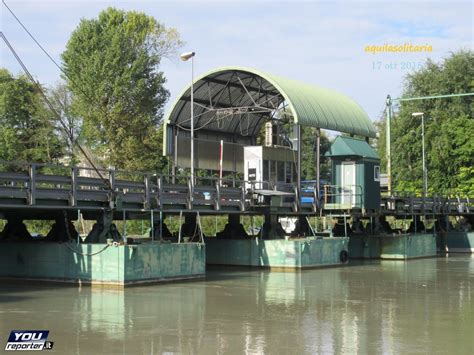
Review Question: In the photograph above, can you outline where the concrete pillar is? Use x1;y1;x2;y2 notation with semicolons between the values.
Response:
181;213;202;242
85;210;118;243
291;216;313;237
261;214;286;239
216;214;249;239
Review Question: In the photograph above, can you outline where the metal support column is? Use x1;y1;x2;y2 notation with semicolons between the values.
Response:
150;210;154;242
297;124;302;208
316;128;321;207
160;211;163;242
28;164;36;205
122;210;127;242
421;113;428;197
71;166;78;206
386;95;392;196
173;128;178;184
190;56;195;201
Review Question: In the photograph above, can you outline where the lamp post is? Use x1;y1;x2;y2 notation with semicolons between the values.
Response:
385;92;474;197
412;112;427;197
180;51;196;197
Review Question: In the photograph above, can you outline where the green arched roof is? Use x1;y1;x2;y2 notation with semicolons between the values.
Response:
164;66;376;138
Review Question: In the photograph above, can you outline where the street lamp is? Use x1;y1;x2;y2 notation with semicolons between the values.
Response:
412;112;428;197
180;51;196;197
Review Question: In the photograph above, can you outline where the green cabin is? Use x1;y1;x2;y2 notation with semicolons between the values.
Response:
325;136;380;211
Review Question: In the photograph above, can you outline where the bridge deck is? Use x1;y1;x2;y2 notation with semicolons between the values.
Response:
0;163;472;218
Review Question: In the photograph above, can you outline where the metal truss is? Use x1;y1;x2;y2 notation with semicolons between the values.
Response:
175;72;293;135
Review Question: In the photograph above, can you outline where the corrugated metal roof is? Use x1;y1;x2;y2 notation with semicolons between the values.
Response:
260;70;375;137
164;66;376;139
326;136;379;159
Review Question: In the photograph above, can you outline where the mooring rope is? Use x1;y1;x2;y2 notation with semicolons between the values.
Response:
63;242;110;257
62;210;112;256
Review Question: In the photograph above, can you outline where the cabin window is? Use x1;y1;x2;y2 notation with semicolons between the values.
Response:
374;165;380;182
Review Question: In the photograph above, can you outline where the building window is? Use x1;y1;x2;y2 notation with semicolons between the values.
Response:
285;162;292;183
270;160;277;183
263;160;269;182
277;161;285;182
374;165;380;182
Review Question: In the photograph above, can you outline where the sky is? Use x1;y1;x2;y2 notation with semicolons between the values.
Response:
1;0;472;121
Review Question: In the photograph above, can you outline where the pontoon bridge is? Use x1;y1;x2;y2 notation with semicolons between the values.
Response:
0;67;472;285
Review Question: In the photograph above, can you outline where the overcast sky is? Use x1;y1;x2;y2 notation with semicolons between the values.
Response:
1;0;472;120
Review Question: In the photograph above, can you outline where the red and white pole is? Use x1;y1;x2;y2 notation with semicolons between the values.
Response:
219;140;223;185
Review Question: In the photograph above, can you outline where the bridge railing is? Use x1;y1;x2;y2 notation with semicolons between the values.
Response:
0;161;119;207
382;190;473;214
322;184;364;210
1;160;472;214
0;161;301;211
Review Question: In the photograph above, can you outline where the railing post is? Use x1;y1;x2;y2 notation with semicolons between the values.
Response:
187;177;193;209
109;169;115;190
28;164;36;205
215;181;221;210
108;169;116;209
157;175;162;209
294;184;299;212
71;166;78;206
144;174;151;209
313;185;319;211
178;210;183;243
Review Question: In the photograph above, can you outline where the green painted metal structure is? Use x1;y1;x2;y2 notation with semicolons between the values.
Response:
327;136;381;211
0;242;206;286
348;234;437;259
163;66;376;156
326;136;379;159
380;233;436;259
444;232;474;252
205;237;349;268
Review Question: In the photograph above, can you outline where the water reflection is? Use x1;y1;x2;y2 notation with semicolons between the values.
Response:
0;256;473;354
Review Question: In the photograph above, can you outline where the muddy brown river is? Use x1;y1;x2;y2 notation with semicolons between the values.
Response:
0;256;473;354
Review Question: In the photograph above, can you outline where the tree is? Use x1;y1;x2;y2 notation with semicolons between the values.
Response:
61;7;183;172
377;50;474;194
48;82;82;165
0;68;63;164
